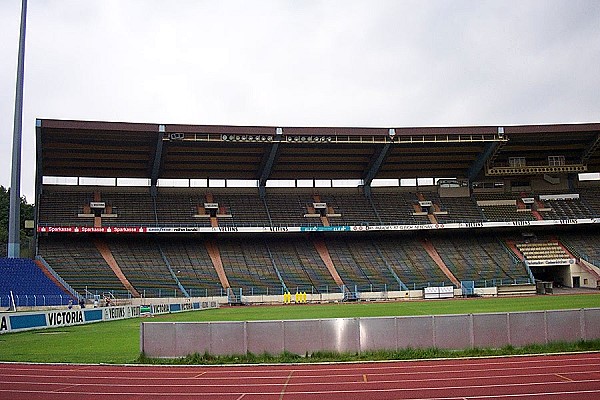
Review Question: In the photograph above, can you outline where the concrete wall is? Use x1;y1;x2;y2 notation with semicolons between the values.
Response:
570;262;600;289
475;287;498;296
200;290;427;305
140;308;600;358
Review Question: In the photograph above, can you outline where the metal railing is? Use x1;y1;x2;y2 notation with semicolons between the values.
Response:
471;277;533;287
75;282;456;299
1;277;535;308
35;255;81;300
0;294;73;308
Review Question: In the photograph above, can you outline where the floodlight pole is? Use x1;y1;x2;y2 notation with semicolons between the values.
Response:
8;0;28;258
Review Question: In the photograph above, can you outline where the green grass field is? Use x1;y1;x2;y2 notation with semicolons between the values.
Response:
1;294;599;364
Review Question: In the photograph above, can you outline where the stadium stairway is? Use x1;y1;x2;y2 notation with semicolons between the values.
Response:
312;238;346;292
419;238;461;287
531;210;544;221
94;238;140;297
504;240;526;262
496;239;535;283
204;239;231;290
34;258;77;299
502;239;537;284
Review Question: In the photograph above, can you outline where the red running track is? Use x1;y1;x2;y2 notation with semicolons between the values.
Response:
1;353;600;400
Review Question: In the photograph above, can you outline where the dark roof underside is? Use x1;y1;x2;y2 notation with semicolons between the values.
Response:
38;119;600;182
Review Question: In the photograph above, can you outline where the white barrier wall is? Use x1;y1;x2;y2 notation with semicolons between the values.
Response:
127;297;226;306
424;286;454;299
140;308;600;358
0;300;218;334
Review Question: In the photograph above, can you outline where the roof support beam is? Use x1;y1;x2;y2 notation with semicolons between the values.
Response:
467;141;500;181
150;125;166;197
581;133;600;164
258;128;283;197
363;142;392;197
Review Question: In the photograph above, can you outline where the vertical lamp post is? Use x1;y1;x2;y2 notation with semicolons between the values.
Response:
8;0;28;258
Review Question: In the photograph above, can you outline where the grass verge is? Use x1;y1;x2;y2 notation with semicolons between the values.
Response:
137;339;600;365
0;293;599;364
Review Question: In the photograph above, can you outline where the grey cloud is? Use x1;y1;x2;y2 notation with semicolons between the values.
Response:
1;0;599;200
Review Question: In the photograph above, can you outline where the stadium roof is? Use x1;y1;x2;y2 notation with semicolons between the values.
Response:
37;119;600;183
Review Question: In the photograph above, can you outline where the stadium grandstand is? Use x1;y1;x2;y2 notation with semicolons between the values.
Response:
6;119;600;306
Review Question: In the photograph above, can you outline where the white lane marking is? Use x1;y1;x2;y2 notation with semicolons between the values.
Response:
2;360;600;381
3;377;600;394
278;370;294;400
2;367;599;387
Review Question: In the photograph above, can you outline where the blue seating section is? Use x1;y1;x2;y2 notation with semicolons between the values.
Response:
0;258;70;307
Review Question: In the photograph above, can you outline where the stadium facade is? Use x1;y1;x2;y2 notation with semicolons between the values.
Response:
31;119;600;301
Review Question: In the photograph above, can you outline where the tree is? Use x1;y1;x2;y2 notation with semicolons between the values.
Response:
0;186;34;256
0;186;9;244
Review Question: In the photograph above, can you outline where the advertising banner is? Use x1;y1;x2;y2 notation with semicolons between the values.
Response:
1;301;218;334
37;218;600;235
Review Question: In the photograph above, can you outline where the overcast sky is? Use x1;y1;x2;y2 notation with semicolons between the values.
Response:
1;0;599;202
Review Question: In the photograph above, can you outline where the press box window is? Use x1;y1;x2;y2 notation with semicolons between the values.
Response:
548;155;565;166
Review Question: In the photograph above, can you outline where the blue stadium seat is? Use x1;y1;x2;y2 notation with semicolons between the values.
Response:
0;258;72;307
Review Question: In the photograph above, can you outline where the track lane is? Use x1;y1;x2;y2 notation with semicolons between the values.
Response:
1;353;600;400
